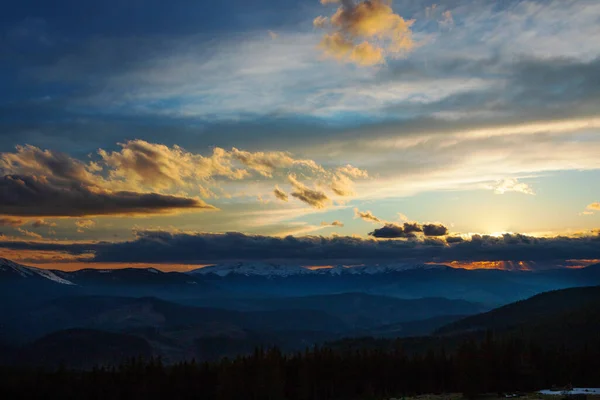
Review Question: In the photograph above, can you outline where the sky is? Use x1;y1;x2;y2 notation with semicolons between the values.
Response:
1;0;600;270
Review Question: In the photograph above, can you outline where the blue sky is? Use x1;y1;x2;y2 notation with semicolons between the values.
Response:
1;0;600;268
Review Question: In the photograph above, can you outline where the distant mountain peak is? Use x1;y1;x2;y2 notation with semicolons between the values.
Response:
188;262;312;277
187;262;450;277
0;258;75;285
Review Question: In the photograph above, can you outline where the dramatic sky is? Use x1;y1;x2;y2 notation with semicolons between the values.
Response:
1;0;600;270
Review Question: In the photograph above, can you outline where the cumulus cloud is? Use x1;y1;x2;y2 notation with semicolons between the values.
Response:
314;0;414;66
487;178;535;195
273;186;289;202
1;229;600;267
369;223;416;238
1;141;364;216
446;236;465;244
369;221;448;238
422;223;448;237
98;141;248;190
321;220;345;227
75;219;96;233
31;219;57;229
5;230;594;266
288;174;330;208
402;222;423;234
354;208;383;223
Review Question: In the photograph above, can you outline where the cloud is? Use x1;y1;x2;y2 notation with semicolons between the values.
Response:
487;178;535;195
587;202;600;211
288;174;330;209
321;220;344;227
354;208;383;223
0;218;24;227
0;175;212;217
438;10;454;30
422;223;448;237
402;222;422;234
313;16;329;28
330;164;368;196
397;213;409;222
75;219;96;233
369;223;416;238
17;228;43;239
1;141;362;217
273;186;289;202
31;219;57;228
3;230;600;266
445;236;464;244
368;220;448;238
315;0;414;66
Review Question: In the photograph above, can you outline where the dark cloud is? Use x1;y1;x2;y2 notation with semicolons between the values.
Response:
368;221;448;238
422;223;448;237
369;223;416;239
0;175;213;217
445;236;464;244
402;222;423;234
1;231;600;266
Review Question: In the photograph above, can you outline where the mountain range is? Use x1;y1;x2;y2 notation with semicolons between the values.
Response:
2;257;600;367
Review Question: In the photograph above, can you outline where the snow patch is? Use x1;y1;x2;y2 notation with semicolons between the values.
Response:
0;258;75;285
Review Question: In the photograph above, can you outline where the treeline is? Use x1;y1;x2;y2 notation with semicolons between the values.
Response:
1;334;599;400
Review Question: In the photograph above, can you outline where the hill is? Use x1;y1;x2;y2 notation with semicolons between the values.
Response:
436;285;600;336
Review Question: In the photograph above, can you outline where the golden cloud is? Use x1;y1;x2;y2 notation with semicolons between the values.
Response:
587;202;600;211
321;220;345;227
273;186;289;202
354;207;383;223
0;217;24;227
315;0;414;66
288;174;331;209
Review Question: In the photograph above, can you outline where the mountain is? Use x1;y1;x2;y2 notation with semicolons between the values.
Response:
0;295;346;363
188;262;449;277
327;286;600;357
0;258;75;285
181;292;486;329
4;257;600;307
193;264;600;305
436;285;600;337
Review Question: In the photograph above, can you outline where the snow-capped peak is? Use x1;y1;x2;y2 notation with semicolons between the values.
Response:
188;262;313;277
0;258;75;285
187;262;449;277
